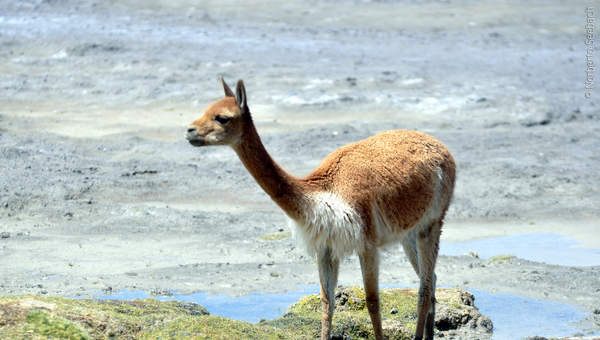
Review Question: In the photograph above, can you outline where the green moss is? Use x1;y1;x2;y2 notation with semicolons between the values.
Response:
142;315;296;340
0;296;208;340
259;231;292;241
264;287;417;339
488;254;516;263
0;287;482;340
25;309;90;340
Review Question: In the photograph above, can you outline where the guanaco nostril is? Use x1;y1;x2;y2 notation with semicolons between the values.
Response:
187;127;197;133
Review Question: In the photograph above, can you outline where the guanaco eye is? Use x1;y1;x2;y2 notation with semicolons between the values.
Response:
215;115;231;125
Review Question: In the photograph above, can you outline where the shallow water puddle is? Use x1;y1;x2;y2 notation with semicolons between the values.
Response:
97;286;592;339
472;290;591;340
440;233;600;266
97;287;317;323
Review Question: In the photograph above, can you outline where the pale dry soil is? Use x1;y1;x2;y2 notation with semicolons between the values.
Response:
1;0;599;338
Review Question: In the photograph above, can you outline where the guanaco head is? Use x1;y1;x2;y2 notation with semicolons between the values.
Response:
186;76;249;147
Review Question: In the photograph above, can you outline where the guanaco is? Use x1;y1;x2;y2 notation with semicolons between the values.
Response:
186;77;455;340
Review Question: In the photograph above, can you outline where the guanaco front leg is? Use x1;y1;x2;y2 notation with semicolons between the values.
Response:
359;244;384;340
318;247;339;340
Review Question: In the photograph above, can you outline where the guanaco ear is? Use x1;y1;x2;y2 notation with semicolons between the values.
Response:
235;79;247;111
220;75;234;97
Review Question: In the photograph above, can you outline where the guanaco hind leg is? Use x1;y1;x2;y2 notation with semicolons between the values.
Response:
414;221;442;340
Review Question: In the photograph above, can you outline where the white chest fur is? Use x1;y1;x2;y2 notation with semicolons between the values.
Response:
292;192;364;260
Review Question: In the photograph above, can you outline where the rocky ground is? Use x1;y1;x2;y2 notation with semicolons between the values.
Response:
1;0;599;338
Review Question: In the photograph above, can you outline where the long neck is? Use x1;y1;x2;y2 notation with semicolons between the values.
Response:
233;119;308;220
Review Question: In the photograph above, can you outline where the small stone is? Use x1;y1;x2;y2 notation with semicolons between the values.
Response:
270;272;279;278
0;232;10;239
593;308;600;315
390;307;398;314
520;111;552;127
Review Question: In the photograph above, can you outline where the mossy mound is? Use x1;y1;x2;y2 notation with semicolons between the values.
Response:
264;286;416;339
265;287;492;339
0;296;209;339
0;287;492;340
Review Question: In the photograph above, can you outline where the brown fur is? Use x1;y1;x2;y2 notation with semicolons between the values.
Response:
304;130;455;245
186;78;456;340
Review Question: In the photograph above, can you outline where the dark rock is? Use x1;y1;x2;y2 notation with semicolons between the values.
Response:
435;290;491;333
122;170;158;177
177;301;210;316
150;288;173;296
519;111;552;127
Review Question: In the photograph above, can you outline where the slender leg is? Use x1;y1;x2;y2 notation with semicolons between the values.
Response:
359;244;384;340
424;274;437;340
401;230;420;276
414;222;442;340
318;247;339;340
